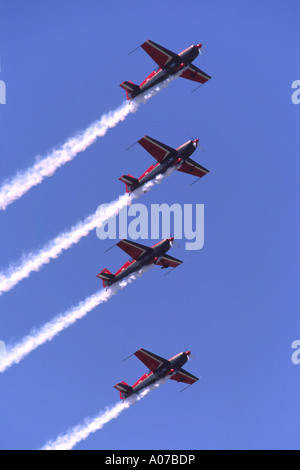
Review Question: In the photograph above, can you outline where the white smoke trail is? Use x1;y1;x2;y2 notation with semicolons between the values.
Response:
134;67;187;105
41;379;167;450
0;267;150;374
0;102;136;211
0;172;165;296
0;72;183;211
0;193;129;295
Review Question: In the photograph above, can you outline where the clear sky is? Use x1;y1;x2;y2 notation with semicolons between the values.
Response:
0;0;299;450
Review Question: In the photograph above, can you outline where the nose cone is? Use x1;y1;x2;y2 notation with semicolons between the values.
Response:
192;139;199;148
195;44;202;50
185;351;191;357
168;237;174;247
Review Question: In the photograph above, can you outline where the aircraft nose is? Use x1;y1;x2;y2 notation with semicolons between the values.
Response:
195;44;202;50
193;139;199;148
185;351;191;357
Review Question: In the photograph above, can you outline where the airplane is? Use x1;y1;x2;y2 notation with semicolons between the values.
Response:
119;135;209;192
120;39;211;100
114;348;199;400
97;238;182;288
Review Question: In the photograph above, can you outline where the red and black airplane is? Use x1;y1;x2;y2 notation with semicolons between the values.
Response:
120;39;211;100
119;135;209;192
114;348;199;400
97;238;182;288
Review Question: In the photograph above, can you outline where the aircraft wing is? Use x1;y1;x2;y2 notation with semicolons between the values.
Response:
134;348;168;372
177;158;209;178
117;239;152;260
170;368;199;385
155;254;183;269
138;136;176;163
141;40;178;69
180;64;211;84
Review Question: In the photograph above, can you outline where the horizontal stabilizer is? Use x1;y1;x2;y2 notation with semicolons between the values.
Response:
96;268;115;288
119;174;139;192
120;81;140;100
114;381;133;399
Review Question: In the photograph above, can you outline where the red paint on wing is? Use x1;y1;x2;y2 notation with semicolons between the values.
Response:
178;161;208;178
135;349;163;372
116;240;147;260
180;67;209;84
141;41;170;68
139;137;168;162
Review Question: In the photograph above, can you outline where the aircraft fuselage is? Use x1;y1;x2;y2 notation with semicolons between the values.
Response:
136;46;200;98
113;239;173;285
128;352;190;397
135;140;198;190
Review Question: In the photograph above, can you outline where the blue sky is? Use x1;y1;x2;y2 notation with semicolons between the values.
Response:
0;0;299;450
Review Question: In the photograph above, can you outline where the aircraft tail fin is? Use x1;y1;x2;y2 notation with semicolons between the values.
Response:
96;268;115;288
119;174;139;193
114;381;133;400
120;81;140;100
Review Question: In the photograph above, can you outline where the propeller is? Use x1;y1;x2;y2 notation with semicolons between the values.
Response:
195;43;206;56
172;239;181;249
184;348;195;361
187;353;196;362
168;237;175;248
188;134;204;152
192;139;204;152
168;237;182;251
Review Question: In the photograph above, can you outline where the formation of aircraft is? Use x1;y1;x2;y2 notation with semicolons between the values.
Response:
97;238;182;288
114;348;199;400
119;135;209;192
101;40;211;398
120;39;211;100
